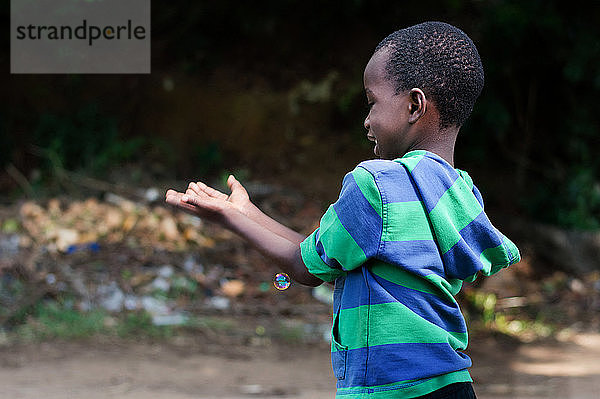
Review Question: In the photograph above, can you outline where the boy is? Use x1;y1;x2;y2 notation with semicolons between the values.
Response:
166;21;520;398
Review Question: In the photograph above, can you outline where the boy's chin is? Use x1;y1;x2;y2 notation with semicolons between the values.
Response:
373;144;380;157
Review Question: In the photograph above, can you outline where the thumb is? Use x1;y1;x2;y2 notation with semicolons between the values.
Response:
227;174;243;191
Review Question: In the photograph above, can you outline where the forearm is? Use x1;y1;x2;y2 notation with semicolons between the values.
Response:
222;207;322;287
243;202;306;244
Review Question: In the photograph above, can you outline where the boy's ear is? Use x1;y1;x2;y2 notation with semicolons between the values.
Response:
408;88;427;124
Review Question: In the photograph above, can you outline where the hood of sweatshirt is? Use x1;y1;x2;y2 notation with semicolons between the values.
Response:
395;150;520;282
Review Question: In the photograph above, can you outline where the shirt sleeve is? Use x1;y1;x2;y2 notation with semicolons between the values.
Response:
300;165;383;282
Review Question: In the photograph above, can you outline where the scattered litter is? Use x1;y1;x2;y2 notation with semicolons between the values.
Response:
151;277;171;292
54;228;80;252
220;279;245;297
65;242;100;254
0;234;20;257
123;295;139;311
143;187;161;203
568;278;585;294
158;265;174;278
45;273;56;285
206;296;230;310
141;296;170;316
152;313;188;326
4;192;597;343
97;282;125;313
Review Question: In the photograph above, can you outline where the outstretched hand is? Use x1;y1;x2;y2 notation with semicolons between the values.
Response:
165;175;253;223
165;175;321;286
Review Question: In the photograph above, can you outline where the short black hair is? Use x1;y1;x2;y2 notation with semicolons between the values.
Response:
374;21;484;128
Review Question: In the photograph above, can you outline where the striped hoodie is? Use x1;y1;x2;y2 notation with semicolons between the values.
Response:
300;150;520;398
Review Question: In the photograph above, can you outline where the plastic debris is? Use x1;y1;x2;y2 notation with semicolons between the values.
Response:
141;296;170;316
152;313;188;326
206;296;230;310
0;234;21;257
65;242;100;254
97;282;125;312
151;277;171;292
45;273;57;285
158;265;174;278
144;187;161;203
123;295;140;311
54;228;80;252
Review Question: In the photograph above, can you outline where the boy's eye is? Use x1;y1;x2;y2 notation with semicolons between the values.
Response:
367;101;374;110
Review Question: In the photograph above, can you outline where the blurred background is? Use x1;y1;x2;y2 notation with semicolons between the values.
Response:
1;1;599;398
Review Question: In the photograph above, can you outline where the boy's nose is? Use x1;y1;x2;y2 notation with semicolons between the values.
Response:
364;116;370;130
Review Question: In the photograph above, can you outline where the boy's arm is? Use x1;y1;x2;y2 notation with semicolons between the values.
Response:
187;176;305;244
165;183;322;287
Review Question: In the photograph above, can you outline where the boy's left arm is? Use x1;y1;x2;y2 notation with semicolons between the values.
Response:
165;179;322;287
186;175;305;244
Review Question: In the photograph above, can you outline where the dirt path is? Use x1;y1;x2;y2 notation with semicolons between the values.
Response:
1;333;599;399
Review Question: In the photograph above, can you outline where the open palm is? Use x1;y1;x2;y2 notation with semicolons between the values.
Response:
165;175;252;222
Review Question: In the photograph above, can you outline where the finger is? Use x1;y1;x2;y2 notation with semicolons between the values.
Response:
181;194;215;209
187;182;207;197
186;188;204;198
166;193;200;214
165;189;180;198
165;194;182;207
197;181;228;200
187;182;199;195
172;201;200;215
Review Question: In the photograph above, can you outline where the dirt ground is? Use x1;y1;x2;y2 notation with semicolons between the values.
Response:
1;332;599;399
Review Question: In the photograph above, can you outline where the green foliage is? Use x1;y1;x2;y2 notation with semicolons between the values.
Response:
465;291;497;326
169;276;199;299
33;103;144;174
15;301;107;341
528;166;600;230
116;312;174;339
463;289;555;341
9;301;178;342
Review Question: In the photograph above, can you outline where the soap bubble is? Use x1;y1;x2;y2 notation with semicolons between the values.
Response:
273;273;291;290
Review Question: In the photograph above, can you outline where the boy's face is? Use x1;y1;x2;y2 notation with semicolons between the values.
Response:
363;49;416;160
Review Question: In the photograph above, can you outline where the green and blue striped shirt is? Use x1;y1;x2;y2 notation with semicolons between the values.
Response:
300;150;520;398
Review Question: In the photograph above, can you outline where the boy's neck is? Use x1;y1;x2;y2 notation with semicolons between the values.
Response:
408;126;459;167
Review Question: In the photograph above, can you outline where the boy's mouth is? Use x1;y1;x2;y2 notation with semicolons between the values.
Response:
367;134;379;156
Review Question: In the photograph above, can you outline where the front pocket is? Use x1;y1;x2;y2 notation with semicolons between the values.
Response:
331;339;348;380
331;305;348;380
